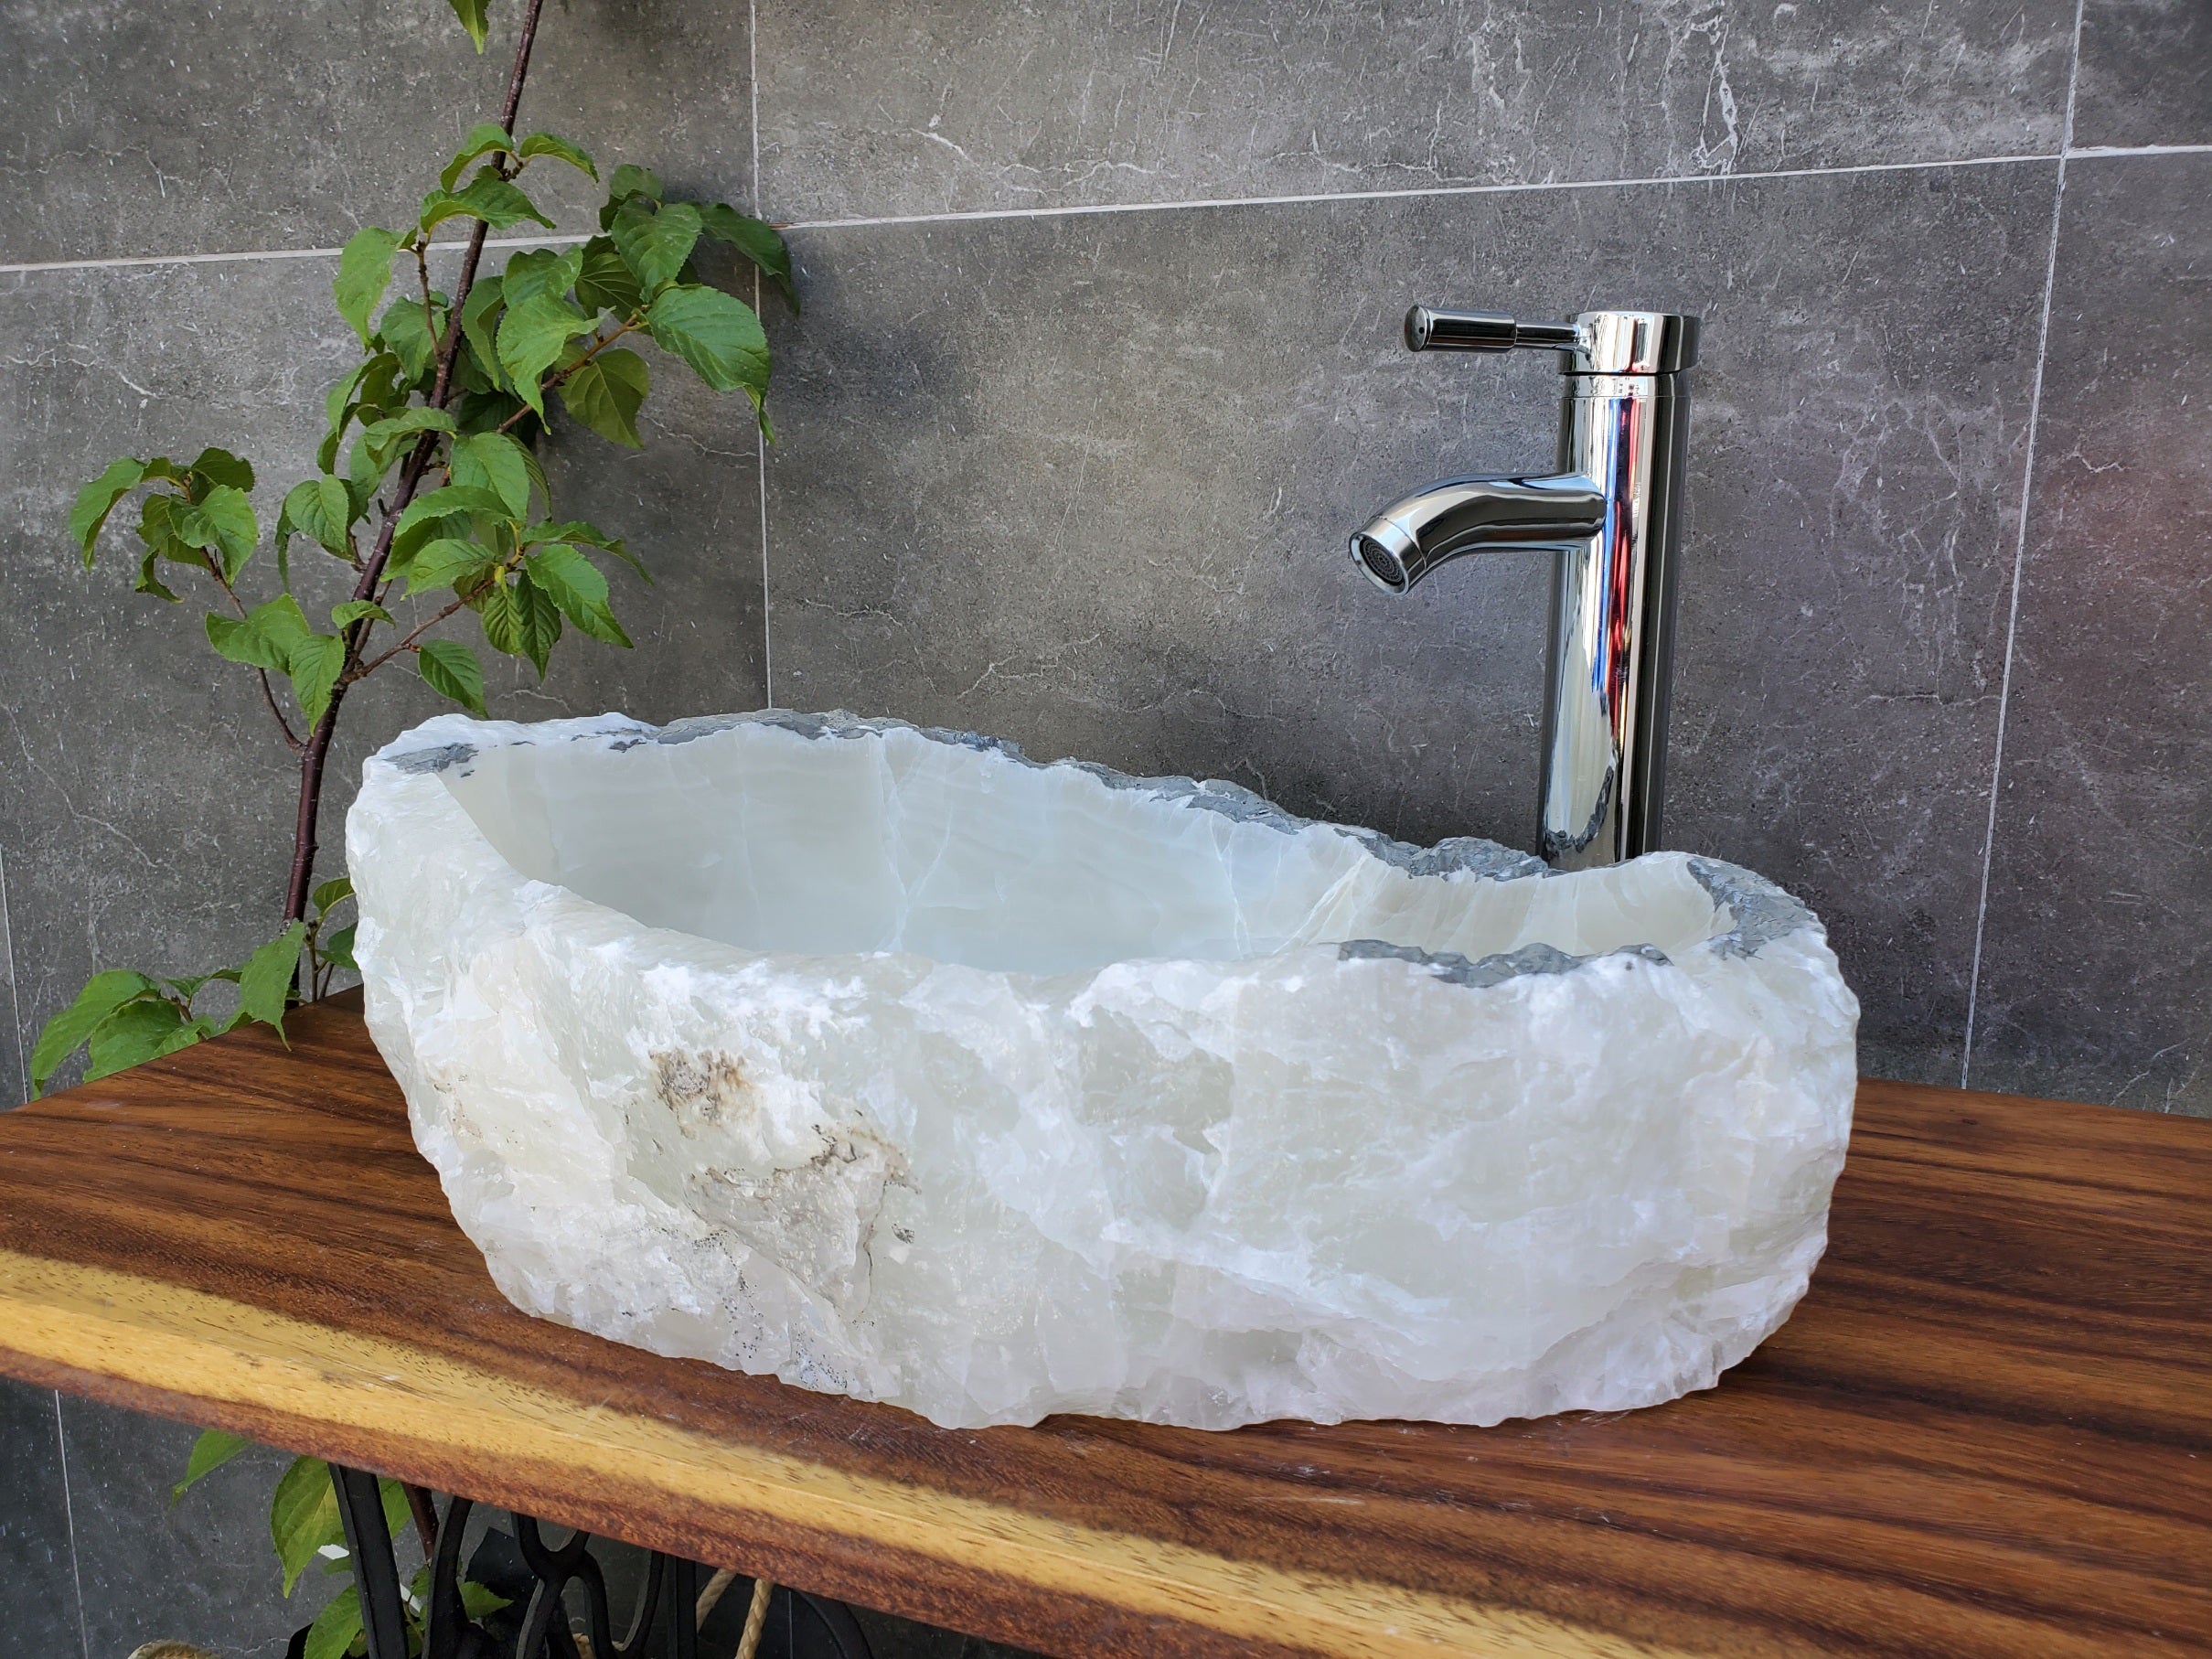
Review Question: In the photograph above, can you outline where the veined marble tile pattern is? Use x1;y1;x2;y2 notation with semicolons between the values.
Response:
1964;150;2212;1117
0;0;2207;1653
756;0;2079;219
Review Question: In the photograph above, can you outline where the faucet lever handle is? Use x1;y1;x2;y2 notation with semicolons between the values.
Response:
1404;305;1584;355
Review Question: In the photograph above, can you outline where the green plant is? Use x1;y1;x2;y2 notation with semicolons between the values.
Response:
37;0;796;1650
34;0;792;1096
174;1433;509;1659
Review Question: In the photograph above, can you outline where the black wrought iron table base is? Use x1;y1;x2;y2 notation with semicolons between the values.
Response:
326;1462;872;1659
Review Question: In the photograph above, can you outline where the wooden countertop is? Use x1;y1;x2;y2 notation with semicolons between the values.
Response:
0;995;2204;1658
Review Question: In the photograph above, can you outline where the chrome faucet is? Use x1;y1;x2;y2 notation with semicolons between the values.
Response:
1352;306;1698;871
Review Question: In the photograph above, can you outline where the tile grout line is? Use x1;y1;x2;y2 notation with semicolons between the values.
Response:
0;231;586;278
1961;0;2088;1089
752;0;773;708
2066;142;2212;159
53;1392;90;1659
16;145;2207;277
771;147;2084;231
4;144;2206;280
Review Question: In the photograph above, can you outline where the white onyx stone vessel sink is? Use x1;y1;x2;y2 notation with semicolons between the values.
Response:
348;710;1858;1431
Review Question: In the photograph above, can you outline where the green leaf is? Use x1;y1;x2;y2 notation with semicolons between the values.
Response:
499;245;584;308
30;970;158;1095
377;294;444;386
391;485;517;567
573;235;643;320
347;431;391;517
320;353;404;476
135;491;189;561
646;283;770;403
70;458;151;562
698;203;798;312
398;483;515;529
497;296;595;417
441;121;517;192
83;996;190;1083
279;477;356;560
272;1456;344;1596
448;431;533;517
330;600;393;633
133;547;181;603
205;594;311;673
169;485;260;583
516;131;597;179
402;537;498;598
444;0;489;50
287;634;347;727
318;924;358;974
526;543;630;646
237;922;310;1032
527;518;645;580
380;1477;410;1542
187;447;257;494
323;359;374;436
459;273;507;391
611;198;701;295
336;229;406;346
558;348;648;448
417;638;487;714
359;406;457;468
460;1579;512;1619
478;570;562;674
421;171;554;236
311;876;355;915
173;1429;251;1504
301;1584;361;1659
599;165;664;230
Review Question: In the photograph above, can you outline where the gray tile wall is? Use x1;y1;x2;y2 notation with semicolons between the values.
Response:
1;0;2206;1652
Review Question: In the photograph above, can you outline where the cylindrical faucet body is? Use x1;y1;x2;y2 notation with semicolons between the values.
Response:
1542;366;1690;868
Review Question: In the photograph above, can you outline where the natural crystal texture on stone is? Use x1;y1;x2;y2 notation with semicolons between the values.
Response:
348;711;1859;1430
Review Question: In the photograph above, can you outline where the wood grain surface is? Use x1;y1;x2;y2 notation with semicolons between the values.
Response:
0;995;2204;1658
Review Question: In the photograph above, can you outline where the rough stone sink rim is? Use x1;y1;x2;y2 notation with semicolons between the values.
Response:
369;706;1822;989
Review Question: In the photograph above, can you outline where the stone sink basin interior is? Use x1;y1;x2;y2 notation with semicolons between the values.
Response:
439;722;1720;979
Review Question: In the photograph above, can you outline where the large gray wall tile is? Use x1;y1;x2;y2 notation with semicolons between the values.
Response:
757;0;2073;220
60;1395;345;1658
0;1379;81;1658
0;253;764;1084
1967;152;2212;1115
764;161;2057;1086
0;0;753;263
2072;0;2211;149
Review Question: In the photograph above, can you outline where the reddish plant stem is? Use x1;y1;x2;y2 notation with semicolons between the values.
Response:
281;0;550;926
199;548;304;753
492;323;639;436
351;590;476;680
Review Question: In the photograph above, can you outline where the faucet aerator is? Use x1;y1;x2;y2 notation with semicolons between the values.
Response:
1352;532;1410;594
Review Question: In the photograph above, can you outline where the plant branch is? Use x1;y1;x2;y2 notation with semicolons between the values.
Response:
282;0;550;926
258;673;305;755
350;592;476;680
197;548;304;753
415;241;438;347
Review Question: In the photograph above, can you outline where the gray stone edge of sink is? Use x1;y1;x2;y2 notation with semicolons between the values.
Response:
374;707;1820;986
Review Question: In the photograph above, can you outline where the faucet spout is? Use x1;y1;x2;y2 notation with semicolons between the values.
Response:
1350;474;1606;594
